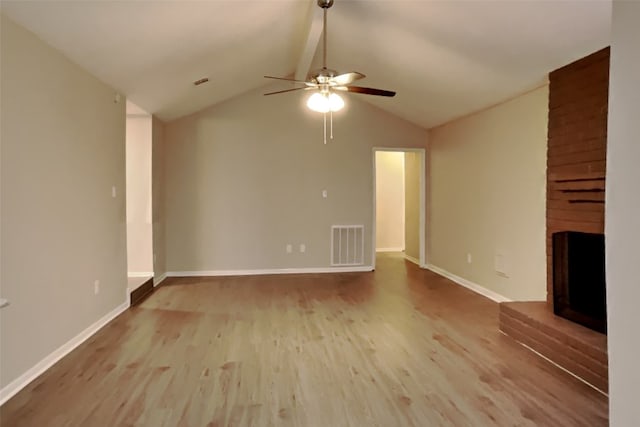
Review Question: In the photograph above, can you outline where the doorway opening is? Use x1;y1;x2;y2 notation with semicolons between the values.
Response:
125;101;154;302
372;148;426;269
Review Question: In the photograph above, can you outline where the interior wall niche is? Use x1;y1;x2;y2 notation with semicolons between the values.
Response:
546;47;610;305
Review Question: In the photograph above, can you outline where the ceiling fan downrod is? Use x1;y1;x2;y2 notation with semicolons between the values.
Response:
318;0;333;70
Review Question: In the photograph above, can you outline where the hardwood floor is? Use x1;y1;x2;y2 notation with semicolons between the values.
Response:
0;253;608;426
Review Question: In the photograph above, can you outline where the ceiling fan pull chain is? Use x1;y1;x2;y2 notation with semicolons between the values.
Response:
330;109;334;139
323;112;327;144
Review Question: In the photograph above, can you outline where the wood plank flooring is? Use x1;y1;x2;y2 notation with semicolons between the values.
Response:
0;253;608;426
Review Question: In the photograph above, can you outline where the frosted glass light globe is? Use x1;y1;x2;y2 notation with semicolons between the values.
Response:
328;93;344;111
307;92;330;113
307;92;344;113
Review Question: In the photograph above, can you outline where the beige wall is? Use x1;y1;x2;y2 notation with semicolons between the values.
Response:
126;113;153;277
163;86;428;272
152;116;167;282
0;16;127;387
427;86;548;301
404;152;421;261
606;2;640;423
375;152;405;251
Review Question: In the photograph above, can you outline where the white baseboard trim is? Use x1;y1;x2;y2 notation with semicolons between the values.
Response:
376;247;404;253
167;266;374;278
425;264;510;303
153;273;167;287
127;272;154;278
404;254;421;266
0;300;129;406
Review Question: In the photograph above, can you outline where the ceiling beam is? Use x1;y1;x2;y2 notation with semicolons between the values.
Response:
294;1;324;81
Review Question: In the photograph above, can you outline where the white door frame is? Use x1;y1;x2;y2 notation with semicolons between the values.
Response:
372;147;426;270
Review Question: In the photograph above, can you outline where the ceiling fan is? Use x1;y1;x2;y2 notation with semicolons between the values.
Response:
264;0;396;142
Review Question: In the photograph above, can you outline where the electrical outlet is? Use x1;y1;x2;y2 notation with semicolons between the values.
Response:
300;244;306;253
111;186;117;198
286;244;292;254
467;253;472;264
94;280;100;295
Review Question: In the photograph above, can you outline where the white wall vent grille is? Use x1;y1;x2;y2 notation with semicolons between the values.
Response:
331;225;364;266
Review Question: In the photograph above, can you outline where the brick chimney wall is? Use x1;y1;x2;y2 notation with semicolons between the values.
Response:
546;47;610;304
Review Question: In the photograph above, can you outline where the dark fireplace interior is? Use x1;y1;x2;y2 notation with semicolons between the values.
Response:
552;231;607;334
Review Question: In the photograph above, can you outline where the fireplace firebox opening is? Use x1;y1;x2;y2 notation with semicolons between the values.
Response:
552;231;607;334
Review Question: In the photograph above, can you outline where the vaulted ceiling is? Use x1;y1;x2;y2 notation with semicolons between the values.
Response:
1;0;611;129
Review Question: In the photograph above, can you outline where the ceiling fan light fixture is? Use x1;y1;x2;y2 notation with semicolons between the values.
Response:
307;92;344;113
264;0;394;143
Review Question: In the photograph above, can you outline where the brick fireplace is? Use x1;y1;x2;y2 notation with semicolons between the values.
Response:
499;47;610;394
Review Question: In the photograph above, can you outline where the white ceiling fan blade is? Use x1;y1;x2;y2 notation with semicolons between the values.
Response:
264;87;308;96
264;75;308;84
332;72;366;86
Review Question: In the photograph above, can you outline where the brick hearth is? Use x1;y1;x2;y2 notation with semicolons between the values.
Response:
499;302;607;393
